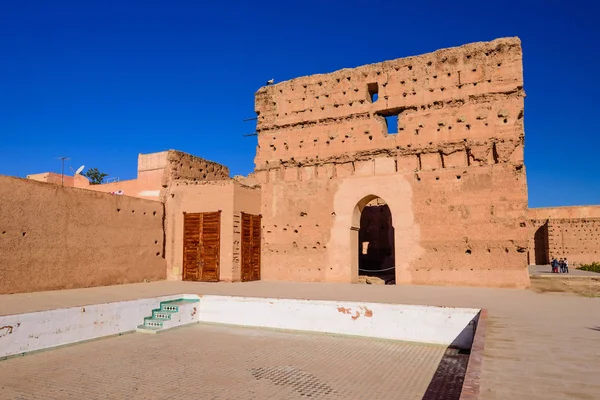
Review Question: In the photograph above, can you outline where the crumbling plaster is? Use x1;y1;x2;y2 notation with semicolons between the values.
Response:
252;37;530;288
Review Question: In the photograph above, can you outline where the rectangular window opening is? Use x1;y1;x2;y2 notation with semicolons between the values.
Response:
367;83;379;103
385;115;398;134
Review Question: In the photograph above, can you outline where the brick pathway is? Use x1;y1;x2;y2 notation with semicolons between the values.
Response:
1;280;599;399
0;323;446;400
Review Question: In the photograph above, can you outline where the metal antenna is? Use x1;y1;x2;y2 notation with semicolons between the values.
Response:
243;132;258;137
243;117;258;122
56;156;70;186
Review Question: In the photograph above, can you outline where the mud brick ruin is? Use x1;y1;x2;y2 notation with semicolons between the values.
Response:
4;36;599;294
252;37;528;287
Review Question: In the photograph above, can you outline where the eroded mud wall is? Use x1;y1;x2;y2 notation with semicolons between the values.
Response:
253;37;529;287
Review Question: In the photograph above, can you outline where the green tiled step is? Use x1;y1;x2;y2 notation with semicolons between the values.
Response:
136;298;200;334
152;309;175;320
143;317;164;328
160;298;199;313
136;324;161;332
136;320;198;334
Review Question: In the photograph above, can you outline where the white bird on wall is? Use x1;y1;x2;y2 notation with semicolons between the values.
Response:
266;79;274;85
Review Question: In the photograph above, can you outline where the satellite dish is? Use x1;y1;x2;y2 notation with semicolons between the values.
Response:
75;165;85;175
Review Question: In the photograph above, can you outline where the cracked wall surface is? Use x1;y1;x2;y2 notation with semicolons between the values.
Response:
252;37;529;288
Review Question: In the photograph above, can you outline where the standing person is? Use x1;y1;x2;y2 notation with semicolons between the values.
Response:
563;258;569;274
551;258;558;273
559;258;565;273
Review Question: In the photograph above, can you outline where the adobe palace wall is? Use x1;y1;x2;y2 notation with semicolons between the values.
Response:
87;150;230;200
0;175;165;294
528;206;600;265
252;37;529;287
163;179;261;282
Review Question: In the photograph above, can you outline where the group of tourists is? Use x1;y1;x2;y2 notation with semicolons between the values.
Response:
551;257;569;273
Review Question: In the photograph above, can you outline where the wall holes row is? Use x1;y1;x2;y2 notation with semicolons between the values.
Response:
116;209;158;216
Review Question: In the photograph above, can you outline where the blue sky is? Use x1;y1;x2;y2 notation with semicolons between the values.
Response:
0;1;598;207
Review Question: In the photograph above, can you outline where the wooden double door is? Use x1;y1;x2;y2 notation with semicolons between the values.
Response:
183;211;221;282
241;212;261;282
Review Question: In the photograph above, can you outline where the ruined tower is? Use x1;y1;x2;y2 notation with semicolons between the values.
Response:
252;37;529;287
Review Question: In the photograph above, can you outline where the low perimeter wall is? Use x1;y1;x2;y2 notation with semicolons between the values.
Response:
0;294;194;358
0;294;481;358
199;296;480;349
0;176;166;294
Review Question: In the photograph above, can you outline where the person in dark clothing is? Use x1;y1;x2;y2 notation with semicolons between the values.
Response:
551;258;558;273
559;258;564;273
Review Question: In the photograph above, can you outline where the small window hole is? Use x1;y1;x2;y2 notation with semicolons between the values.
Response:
383;114;398;134
367;83;379;103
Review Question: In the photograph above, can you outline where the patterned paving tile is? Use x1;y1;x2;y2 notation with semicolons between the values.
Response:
0;323;447;400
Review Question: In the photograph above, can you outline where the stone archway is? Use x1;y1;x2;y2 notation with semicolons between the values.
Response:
327;174;424;285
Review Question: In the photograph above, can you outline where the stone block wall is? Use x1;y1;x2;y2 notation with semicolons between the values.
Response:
252;37;529;288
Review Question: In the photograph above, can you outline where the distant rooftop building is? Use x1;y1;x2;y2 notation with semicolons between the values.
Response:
26;150;231;201
26;172;90;188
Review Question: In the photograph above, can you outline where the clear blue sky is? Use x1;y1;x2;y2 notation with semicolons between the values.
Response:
1;1;598;207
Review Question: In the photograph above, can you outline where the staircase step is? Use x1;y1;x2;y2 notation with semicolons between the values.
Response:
152;310;173;320
136;321;198;334
137;298;200;334
160;298;199;311
143;317;164;329
162;298;200;305
136;325;162;334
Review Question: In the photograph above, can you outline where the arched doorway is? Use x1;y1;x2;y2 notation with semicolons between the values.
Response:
352;196;395;285
533;222;549;265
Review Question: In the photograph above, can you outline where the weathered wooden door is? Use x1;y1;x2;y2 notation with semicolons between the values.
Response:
183;211;221;282
241;212;261;282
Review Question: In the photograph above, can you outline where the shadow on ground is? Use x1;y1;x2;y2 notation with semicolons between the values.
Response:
588;326;600;332
421;347;469;400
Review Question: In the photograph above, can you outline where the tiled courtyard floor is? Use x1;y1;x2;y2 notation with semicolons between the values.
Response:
1;280;600;399
0;323;446;400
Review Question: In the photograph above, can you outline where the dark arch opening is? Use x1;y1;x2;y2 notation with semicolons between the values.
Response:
358;197;395;285
533;222;549;265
